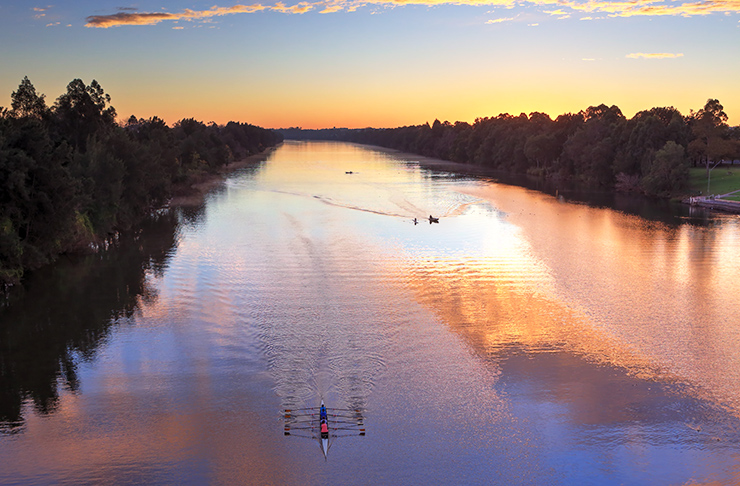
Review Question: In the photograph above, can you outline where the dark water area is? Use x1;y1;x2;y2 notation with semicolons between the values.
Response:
1;141;739;484
0;210;184;432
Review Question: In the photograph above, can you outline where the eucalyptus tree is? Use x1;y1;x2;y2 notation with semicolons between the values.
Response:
52;79;117;152
688;99;734;175
10;76;49;119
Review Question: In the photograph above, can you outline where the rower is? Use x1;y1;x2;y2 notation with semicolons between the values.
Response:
428;215;439;223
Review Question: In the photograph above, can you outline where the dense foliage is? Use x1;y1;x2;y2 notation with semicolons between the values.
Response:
281;101;740;197
1;77;282;285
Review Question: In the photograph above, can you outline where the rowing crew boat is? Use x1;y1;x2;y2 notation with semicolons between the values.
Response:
283;401;365;458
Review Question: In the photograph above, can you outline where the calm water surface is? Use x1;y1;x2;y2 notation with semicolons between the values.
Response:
2;141;740;484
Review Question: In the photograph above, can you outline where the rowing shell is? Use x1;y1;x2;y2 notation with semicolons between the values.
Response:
282;401;365;458
322;436;329;457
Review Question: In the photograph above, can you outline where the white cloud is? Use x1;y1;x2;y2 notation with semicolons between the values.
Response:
486;16;515;23
626;52;684;58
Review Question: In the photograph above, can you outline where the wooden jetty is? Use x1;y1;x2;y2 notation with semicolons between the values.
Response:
685;196;740;214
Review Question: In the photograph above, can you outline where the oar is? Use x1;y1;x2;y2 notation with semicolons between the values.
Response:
332;426;366;432
283;407;320;413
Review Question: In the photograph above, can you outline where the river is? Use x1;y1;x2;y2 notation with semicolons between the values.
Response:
1;141;739;484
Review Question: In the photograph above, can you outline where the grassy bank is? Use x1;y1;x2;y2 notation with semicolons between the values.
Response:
689;166;740;200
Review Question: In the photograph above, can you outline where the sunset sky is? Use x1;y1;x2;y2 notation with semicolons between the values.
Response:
1;0;738;128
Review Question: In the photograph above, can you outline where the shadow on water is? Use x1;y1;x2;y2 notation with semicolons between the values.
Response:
0;208;197;433
495;346;740;443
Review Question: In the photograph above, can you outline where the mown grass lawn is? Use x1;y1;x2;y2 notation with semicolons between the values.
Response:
689;166;740;200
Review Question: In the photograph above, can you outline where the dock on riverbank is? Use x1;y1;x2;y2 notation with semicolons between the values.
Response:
684;196;740;214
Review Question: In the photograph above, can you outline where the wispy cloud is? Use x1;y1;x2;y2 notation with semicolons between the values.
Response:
271;2;315;13
86;5;270;28
84;0;740;28
561;0;740;17
320;4;346;12
486;16;515;23
626;52;684;58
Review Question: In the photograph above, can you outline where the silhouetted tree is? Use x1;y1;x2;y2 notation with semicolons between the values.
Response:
52;79;117;152
10;76;49;119
0;77;282;285
688;99;734;175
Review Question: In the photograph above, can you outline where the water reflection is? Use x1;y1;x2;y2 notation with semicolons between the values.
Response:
468;169;721;226
2;141;740;484
459;183;740;413
0;210;181;433
397;186;740;482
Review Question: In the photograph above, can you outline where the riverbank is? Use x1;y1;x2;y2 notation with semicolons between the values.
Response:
683;196;740;214
1;144;282;289
688;166;740;199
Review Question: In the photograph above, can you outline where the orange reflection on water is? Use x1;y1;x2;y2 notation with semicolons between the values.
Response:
1;388;293;484
446;183;740;414
403;251;659;382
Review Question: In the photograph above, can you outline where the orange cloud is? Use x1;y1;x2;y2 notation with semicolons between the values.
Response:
271;1;315;13
86;4;269;28
616;0;740;16
84;0;740;27
562;0;740;16
320;4;346;12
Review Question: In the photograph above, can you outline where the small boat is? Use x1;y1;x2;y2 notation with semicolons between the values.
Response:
282;400;365;458
319;401;329;456
428;215;439;223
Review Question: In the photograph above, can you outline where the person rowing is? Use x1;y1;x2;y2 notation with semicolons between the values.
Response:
429;215;439;223
282;400;365;458
319;400;329;456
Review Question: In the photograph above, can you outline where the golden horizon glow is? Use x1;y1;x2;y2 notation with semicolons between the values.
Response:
2;2;738;128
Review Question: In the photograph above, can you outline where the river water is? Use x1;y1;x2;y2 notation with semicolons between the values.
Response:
2;141;740;484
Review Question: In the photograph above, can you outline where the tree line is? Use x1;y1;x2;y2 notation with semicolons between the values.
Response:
1;77;283;285
280;100;740;198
